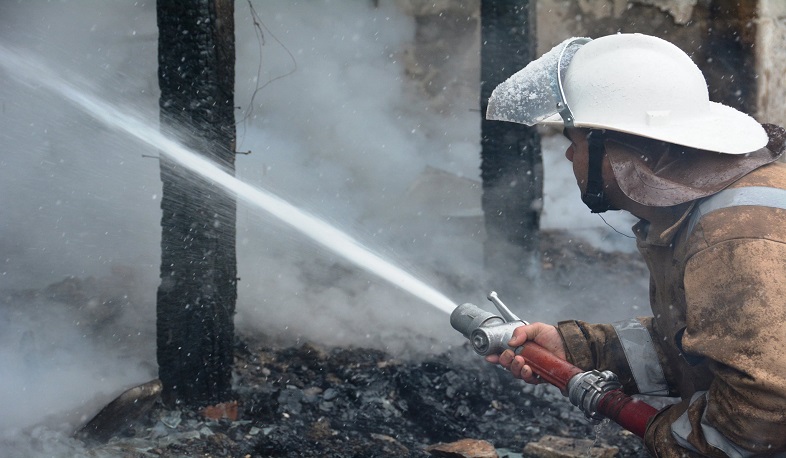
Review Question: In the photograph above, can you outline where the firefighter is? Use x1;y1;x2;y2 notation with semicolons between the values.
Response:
484;33;786;457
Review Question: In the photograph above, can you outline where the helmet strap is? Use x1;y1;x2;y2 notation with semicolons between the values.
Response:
581;130;616;213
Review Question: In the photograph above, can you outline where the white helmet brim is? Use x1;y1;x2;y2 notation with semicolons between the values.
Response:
540;102;767;155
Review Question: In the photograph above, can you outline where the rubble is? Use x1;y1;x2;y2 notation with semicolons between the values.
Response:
78;337;650;457
426;438;497;458
4;230;654;456
523;435;619;458
76;379;162;444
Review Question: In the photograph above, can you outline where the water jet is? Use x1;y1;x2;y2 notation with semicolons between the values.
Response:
0;45;457;315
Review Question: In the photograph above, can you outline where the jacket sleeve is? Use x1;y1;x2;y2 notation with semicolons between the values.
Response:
645;238;786;456
556;316;673;396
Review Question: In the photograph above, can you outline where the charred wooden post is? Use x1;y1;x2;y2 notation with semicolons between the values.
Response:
480;1;542;281
156;0;237;406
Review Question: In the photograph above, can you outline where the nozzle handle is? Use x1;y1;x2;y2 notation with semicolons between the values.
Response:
487;291;525;324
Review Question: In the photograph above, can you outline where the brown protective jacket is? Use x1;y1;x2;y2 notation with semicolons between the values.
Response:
557;133;786;456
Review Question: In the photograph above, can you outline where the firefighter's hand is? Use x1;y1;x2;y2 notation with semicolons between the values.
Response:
485;323;565;385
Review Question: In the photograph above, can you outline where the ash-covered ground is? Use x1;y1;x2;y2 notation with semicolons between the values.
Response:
80;337;650;458
2;230;656;457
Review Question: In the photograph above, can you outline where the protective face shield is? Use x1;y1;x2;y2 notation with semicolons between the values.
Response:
486;37;590;128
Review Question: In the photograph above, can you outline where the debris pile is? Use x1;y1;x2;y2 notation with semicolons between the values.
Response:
84;337;649;457
4;229;654;457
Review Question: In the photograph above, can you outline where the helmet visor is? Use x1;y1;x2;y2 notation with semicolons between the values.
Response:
486;37;590;126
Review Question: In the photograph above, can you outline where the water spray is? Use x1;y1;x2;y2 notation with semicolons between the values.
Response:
0;45;457;315
451;292;659;438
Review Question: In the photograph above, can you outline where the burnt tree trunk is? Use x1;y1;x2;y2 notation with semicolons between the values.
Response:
156;0;237;406
480;1;542;282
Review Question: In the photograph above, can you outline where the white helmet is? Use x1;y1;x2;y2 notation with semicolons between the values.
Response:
487;33;767;155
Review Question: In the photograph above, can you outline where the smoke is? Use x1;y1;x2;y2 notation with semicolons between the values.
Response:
0;0;642;452
229;1;482;351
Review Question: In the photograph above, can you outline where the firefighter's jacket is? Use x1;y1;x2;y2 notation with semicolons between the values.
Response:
557;160;786;455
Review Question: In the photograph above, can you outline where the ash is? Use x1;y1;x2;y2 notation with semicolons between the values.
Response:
2;230;654;457
85;336;649;457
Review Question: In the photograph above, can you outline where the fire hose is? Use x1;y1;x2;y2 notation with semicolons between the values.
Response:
450;292;659;438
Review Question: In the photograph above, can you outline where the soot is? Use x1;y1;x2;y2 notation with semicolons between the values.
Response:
81;337;649;457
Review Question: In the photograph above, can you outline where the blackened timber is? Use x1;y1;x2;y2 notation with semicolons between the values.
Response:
156;0;237;406
480;1;542;279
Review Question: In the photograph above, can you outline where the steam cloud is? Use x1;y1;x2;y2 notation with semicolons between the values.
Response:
0;1;639;452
